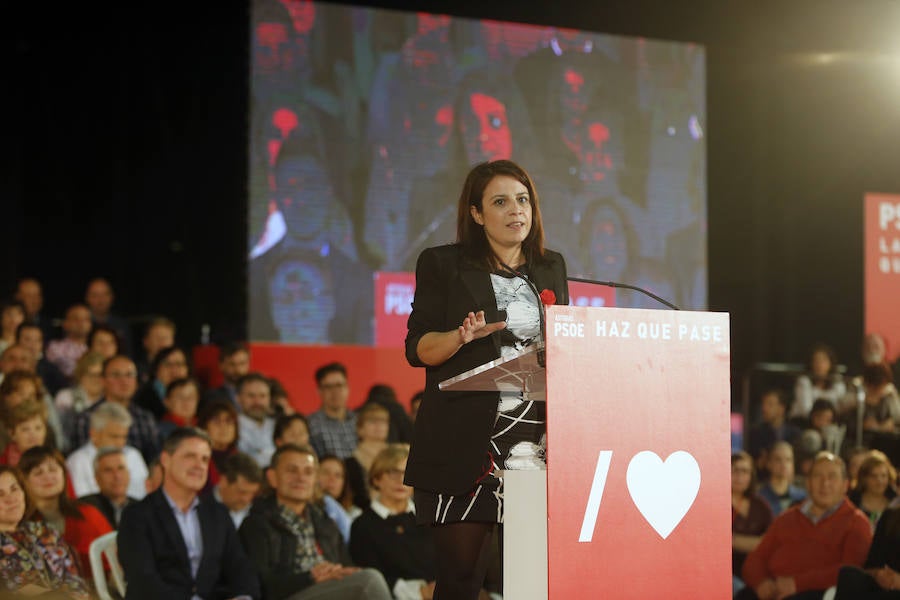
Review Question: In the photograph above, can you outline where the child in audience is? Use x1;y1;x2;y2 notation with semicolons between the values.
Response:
0;400;49;466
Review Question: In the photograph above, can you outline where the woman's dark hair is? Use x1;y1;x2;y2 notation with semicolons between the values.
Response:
731;451;758;499
197;398;240;449
151;345;189;378
319;454;353;510
456;160;546;270
863;362;894;388
165;377;200;399
807;343;838;377
273;413;309;445
18;447;84;520
0;465;31;524
87;324;121;354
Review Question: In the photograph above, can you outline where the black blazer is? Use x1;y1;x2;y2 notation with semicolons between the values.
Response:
404;244;568;495
118;489;260;600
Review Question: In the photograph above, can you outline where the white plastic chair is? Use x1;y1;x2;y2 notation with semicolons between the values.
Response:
89;531;126;600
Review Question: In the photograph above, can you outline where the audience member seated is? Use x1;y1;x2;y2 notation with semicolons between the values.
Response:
346;403;390;510
15;321;68;396
834;504;900;599
14;278;54;344
308;362;358;460
84;277;133;356
20;446;113;575
237;372;277;468
846;446;872;489
320;454;362;524
270;377;296;418
364;385;414;444
275;413;311;448
134;345;190;420
54;351;105;444
86;324;120;361
72;355;159;464
137;317;176;384
861;333;900;389
0;369;63;454
732;451;774;597
791;343;847;419
848;450;897;529
856;363;900;434
211;451;263;528
748;390;801;469
157;377;200;442
806;399;844;455
198;397;240;488
239;444;392;600
79;447;138;528
45;304;92;379
202;341;250;411
739;451;872;600
759;441;807;517
0;353;65;452
67;402;148;499
350;444;440;600
0;300;25;354
118;427;261;600
0;400;49;466
0;465;90;599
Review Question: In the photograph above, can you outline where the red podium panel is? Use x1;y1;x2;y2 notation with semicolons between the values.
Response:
545;306;731;599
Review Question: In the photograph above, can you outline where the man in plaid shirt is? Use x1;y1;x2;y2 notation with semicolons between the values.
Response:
308;363;357;460
72;355;160;463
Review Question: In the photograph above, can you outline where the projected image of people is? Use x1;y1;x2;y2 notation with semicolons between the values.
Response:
249;1;707;344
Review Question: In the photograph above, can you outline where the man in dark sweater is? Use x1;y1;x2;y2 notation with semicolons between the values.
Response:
238;444;391;600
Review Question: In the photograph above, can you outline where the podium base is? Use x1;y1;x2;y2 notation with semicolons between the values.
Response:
503;470;548;599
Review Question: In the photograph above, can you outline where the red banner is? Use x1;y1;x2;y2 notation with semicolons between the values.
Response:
545;306;731;598
865;193;900;362
374;272;416;348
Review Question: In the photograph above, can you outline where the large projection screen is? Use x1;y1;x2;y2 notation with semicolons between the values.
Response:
248;1;706;345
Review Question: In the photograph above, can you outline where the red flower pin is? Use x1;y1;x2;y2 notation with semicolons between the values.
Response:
539;288;556;306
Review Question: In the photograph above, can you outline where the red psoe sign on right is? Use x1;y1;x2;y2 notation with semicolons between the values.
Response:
545;306;731;599
865;193;900;362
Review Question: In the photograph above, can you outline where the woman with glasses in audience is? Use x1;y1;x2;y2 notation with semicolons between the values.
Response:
0;465;90;599
19;446;112;576
350;444;438;600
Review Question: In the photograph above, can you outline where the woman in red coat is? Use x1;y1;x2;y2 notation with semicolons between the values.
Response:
19;445;113;575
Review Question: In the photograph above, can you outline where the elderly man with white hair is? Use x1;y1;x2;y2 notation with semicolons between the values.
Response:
66;401;149;499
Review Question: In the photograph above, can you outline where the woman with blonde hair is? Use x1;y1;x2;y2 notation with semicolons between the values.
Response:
849;451;898;529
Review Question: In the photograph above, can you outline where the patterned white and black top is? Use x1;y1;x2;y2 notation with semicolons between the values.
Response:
414;267;546;525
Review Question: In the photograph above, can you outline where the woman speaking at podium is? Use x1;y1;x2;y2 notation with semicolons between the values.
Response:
404;160;568;599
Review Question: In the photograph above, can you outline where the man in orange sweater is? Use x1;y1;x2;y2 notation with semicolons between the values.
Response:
740;451;872;600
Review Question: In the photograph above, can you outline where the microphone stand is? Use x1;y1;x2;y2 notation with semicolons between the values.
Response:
501;262;547;368
567;276;680;311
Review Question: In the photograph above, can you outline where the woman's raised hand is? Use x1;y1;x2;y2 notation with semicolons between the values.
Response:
457;311;506;345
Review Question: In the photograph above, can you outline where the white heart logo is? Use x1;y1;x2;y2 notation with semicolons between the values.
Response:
626;451;701;539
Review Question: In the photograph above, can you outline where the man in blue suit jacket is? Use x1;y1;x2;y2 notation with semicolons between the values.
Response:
119;427;260;600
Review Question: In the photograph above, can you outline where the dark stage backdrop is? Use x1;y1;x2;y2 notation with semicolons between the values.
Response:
247;1;706;345
8;1;900;406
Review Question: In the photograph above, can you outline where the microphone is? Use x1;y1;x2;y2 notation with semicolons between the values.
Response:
500;262;547;368
567;276;680;310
